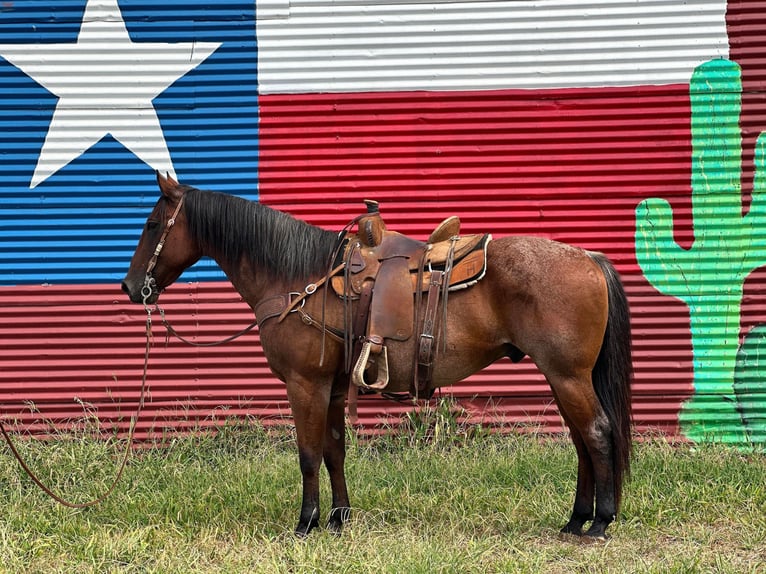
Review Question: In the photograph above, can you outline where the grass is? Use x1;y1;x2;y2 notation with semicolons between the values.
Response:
1;408;765;573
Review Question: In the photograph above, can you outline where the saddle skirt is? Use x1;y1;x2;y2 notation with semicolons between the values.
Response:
331;201;491;396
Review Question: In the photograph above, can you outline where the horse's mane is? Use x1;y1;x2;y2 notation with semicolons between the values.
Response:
181;186;340;282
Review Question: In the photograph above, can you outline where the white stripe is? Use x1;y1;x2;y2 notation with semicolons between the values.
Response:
256;0;729;93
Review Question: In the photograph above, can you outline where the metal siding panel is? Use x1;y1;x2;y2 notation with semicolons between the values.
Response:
0;1;263;439
256;0;729;93
0;0;259;286
3;1;766;445
252;0;766;444
257;85;696;438
730;0;766;445
0;283;287;440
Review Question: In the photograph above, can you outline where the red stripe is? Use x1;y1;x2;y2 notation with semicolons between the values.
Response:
258;86;695;253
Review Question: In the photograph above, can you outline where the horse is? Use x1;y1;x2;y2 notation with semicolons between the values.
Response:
121;173;632;540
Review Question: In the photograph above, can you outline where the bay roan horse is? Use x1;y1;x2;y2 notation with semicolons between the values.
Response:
122;173;632;540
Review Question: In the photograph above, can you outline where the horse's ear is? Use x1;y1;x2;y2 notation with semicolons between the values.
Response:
156;171;181;200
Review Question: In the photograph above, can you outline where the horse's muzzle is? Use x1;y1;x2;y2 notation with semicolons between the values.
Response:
121;278;159;305
121;280;142;304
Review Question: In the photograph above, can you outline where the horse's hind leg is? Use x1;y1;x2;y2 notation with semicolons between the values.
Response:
555;399;595;536
324;376;351;533
549;374;616;540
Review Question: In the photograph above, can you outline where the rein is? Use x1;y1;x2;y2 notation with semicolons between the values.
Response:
0;303;153;509
153;304;259;347
0;192;258;507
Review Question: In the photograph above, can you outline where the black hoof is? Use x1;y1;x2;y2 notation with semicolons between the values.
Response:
327;507;351;535
294;519;320;538
559;518;587;537
584;517;612;541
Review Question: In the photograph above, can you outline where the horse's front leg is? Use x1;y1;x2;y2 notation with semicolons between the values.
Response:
285;375;332;537
324;376;351;533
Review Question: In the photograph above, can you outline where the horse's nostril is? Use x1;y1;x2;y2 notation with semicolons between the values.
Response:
121;281;130;295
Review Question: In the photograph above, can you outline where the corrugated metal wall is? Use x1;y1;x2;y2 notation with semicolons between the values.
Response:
0;284;287;438
0;0;259;284
0;0;263;440
2;0;766;444
255;0;728;92
257;85;699;438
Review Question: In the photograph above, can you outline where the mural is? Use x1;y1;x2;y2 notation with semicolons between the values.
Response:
0;0;259;285
0;0;219;189
2;0;766;441
735;325;766;443
636;59;766;444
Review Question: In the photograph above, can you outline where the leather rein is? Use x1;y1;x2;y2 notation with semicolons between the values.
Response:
0;296;153;508
0;195;254;507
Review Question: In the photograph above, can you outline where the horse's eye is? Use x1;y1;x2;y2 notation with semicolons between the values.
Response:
146;220;160;232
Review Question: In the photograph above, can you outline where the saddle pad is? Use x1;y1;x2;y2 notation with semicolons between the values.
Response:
428;233;487;266
446;233;491;290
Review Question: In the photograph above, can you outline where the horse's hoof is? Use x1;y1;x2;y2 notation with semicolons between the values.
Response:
326;522;343;536
294;521;320;538
326;506;351;535
326;521;344;536
583;521;610;542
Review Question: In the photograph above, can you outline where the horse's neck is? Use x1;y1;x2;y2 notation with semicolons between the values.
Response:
187;191;334;308
208;253;297;311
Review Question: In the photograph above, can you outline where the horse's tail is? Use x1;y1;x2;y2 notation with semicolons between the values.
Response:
588;251;633;510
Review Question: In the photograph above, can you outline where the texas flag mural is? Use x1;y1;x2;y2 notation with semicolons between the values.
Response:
1;0;765;442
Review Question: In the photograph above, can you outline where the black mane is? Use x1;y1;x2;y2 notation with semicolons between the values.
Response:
182;186;340;282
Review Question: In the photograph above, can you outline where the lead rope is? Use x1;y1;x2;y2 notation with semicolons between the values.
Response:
0;198;186;508
0;292;155;509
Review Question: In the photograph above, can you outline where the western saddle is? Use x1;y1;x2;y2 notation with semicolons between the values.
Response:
332;200;491;397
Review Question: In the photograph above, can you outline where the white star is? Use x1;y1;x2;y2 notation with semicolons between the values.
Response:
0;0;221;188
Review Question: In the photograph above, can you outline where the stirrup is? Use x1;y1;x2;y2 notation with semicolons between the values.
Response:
351;341;389;390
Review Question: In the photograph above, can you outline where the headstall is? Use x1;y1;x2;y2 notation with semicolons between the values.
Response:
141;196;185;307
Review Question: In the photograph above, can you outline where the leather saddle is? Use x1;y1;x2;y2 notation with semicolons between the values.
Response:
332;200;491;396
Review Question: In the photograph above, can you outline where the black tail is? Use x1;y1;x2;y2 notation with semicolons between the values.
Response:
589;252;633;510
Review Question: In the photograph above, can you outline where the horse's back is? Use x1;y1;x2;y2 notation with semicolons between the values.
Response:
488;235;603;286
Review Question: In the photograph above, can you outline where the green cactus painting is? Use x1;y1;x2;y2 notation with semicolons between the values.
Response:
635;59;766;443
734;325;766;443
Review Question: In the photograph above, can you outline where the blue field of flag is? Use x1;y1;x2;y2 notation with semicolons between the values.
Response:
0;0;259;285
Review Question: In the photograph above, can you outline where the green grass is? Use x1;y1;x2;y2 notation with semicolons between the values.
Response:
1;412;765;573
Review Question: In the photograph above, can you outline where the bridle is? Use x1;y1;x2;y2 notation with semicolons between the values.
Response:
140;195;185;308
